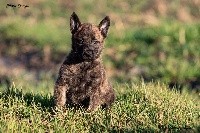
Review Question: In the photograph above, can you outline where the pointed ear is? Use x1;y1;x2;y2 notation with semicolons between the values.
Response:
99;16;110;38
70;12;81;34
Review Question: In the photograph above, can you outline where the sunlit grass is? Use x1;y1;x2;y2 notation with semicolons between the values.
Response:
0;82;199;132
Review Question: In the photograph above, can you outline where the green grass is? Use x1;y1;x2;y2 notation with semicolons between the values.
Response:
1;1;200;87
1;18;200;89
0;82;199;132
104;22;200;86
0;17;69;52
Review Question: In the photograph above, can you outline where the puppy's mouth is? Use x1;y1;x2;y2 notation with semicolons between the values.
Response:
82;48;100;60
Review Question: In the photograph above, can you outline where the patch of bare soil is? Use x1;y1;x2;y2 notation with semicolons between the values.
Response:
0;42;199;92
0;42;66;86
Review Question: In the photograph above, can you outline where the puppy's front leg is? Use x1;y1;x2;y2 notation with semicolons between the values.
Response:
54;85;67;107
87;94;101;112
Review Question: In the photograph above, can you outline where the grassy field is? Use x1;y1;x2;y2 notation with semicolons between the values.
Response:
0;0;200;132
0;0;200;90
0;82;199;132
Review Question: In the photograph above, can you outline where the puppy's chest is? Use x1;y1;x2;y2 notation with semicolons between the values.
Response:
63;62;103;87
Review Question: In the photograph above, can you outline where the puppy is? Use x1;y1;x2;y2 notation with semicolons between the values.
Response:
54;12;115;111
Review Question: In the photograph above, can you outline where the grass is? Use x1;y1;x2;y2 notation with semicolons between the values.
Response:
105;22;200;88
0;17;69;51
1;18;200;89
1;1;200;88
0;82;199;132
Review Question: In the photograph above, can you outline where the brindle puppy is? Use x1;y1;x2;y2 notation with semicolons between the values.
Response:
54;12;115;111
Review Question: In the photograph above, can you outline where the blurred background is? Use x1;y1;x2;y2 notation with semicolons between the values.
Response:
0;0;200;93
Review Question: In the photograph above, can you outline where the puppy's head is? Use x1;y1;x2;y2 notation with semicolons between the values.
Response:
70;12;110;60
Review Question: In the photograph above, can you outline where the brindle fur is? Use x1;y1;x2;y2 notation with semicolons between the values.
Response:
54;12;115;111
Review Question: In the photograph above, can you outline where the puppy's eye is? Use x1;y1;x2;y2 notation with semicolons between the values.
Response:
77;39;83;44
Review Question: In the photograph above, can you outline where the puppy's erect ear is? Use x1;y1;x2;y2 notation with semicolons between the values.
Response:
70;12;81;34
99;16;110;38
